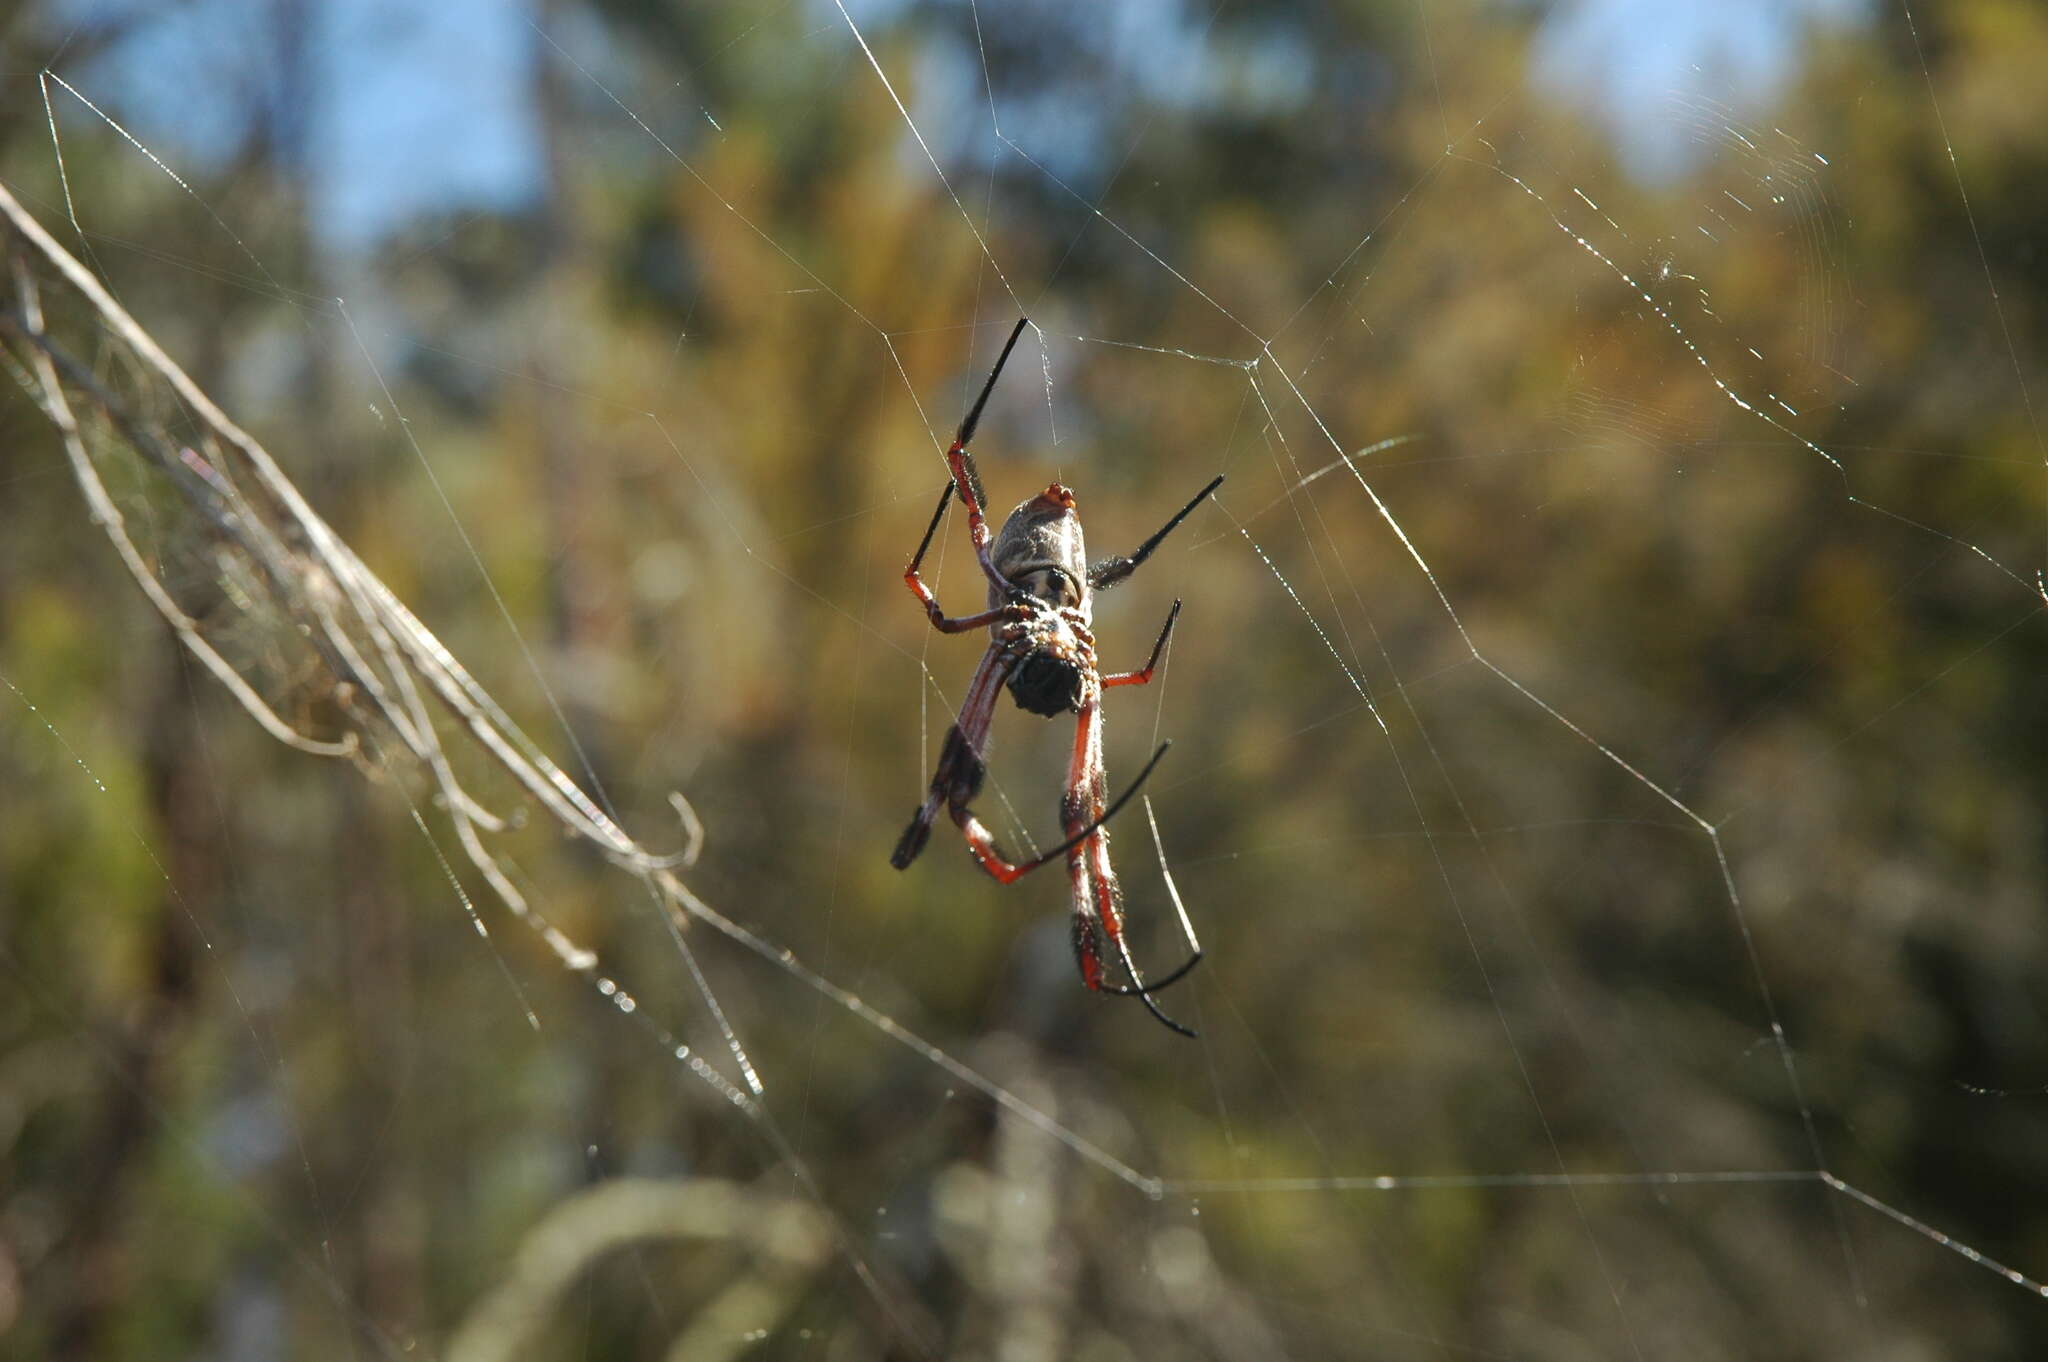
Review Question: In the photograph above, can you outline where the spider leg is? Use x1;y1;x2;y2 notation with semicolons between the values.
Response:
1093;942;1204;998
1087;474;1224;592
902;483;1025;633
892;647;1008;869
1104;914;1200;1036
1080;826;1201;1030
1065;702;1198;1036
954;737;1170;885
942;318;1030;593
1101;599;1182;688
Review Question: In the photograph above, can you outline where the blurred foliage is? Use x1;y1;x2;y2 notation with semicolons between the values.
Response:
5;0;2048;1358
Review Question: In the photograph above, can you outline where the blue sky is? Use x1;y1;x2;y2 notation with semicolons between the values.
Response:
46;0;545;247
36;0;1869;251
1532;0;1868;181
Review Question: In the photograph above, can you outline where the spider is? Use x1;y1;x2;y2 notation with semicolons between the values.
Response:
891;318;1223;1037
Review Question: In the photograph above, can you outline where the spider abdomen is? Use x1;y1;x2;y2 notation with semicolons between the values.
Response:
1007;650;1085;716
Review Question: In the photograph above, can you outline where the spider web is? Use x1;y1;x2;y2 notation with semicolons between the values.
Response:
4;1;2048;1357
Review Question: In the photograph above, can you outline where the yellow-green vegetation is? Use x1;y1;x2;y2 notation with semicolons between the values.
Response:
4;2;2048;1359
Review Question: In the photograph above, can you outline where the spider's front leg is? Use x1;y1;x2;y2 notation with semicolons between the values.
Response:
934;720;1173;886
892;646;1008;870
1063;699;1200;1037
1062;699;1129;992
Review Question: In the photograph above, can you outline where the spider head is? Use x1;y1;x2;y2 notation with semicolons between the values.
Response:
1007;646;1087;716
990;484;1087;610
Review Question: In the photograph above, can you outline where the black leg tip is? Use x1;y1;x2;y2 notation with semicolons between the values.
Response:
891;814;932;870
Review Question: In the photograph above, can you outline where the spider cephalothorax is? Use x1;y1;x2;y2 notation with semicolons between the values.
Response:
890;317;1223;1036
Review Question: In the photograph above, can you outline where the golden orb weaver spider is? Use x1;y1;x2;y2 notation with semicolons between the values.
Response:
891;318;1222;1037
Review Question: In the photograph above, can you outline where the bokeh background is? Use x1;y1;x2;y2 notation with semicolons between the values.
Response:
5;0;2048;1357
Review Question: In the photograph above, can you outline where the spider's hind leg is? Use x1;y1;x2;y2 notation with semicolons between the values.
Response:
1086;475;1224;592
